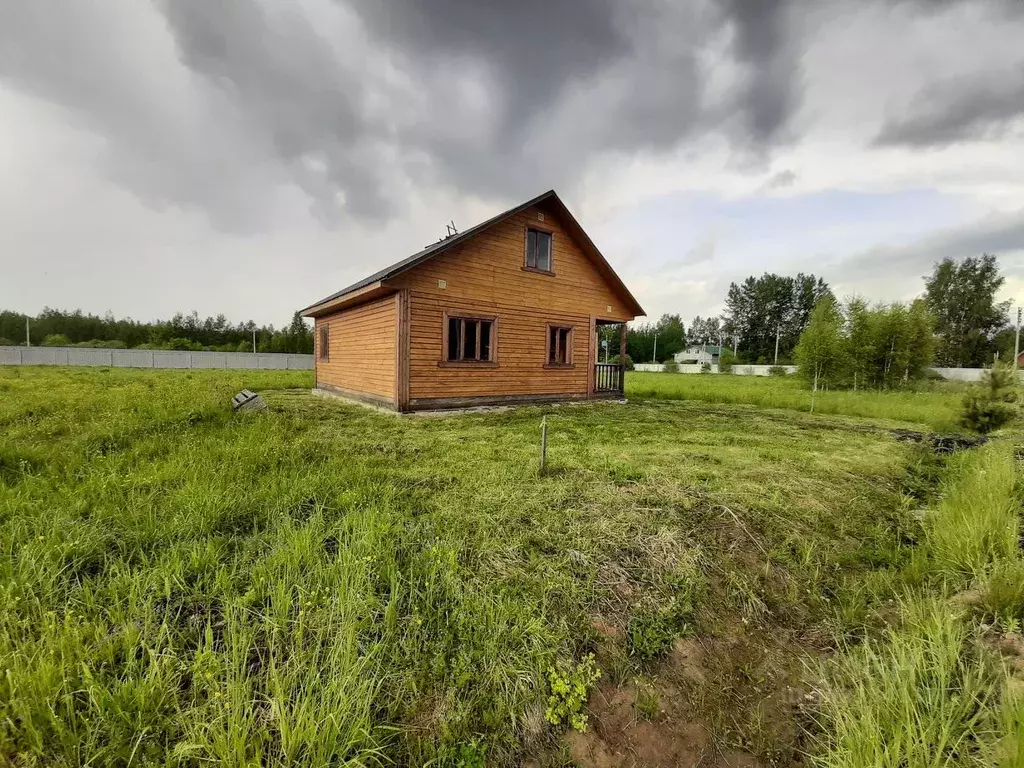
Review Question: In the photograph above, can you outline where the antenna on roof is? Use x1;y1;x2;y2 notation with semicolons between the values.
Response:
427;220;460;247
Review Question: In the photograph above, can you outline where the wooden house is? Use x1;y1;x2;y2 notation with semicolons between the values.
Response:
299;190;645;412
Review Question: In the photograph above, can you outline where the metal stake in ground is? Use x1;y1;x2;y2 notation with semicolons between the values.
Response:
540;415;548;475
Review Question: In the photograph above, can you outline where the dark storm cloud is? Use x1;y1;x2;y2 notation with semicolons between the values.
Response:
876;77;1024;147
154;0;818;218
16;0;1018;230
874;0;1024;147
347;0;630;121
0;0;808;228
725;0;801;143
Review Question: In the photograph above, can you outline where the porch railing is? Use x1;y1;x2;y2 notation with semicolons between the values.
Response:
594;363;622;393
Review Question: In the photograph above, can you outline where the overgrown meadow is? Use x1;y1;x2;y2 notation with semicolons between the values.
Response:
0;367;1020;766
628;371;966;432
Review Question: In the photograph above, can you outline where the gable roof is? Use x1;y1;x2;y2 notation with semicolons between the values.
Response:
300;190;645;317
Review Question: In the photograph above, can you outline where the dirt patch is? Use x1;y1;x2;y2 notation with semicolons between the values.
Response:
889;429;987;454
987;631;1024;679
563;623;814;767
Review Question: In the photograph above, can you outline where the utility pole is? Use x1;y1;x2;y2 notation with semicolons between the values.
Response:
25;317;30;348
774;325;781;365
1014;307;1021;369
252;329;257;353
652;332;658;364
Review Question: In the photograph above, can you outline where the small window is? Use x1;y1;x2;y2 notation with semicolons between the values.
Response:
319;324;329;361
525;228;553;272
445;314;496;363
547;325;573;366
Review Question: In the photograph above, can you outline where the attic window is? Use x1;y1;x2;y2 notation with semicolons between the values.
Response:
525;228;553;273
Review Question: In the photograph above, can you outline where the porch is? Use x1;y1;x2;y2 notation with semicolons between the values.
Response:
591;320;627;397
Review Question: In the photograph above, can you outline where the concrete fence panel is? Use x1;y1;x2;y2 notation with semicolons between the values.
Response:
630;362;1018;382
0;346;314;371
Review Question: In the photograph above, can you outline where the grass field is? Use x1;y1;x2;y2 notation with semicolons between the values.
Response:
627;372;965;432
0;367;1018;766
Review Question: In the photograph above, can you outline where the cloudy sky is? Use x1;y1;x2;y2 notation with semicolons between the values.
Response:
1;0;1022;328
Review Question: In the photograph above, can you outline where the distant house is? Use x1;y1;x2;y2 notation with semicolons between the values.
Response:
674;344;722;366
300;190;645;412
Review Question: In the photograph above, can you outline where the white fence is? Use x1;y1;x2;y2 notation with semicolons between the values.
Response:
633;363;1017;382
634;363;797;376
0;346;314;370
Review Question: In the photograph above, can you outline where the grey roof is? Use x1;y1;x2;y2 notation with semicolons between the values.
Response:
300;190;645;317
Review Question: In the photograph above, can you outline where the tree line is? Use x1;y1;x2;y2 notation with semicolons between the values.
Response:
0;308;313;354
625;254;1014;379
1;254;1014;373
793;254;1013;390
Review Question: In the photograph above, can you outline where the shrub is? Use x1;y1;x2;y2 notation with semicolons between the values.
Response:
700;362;712;373
545;654;601;732
0;337;13;346
768;365;789;377
166;337;203;351
609;354;634;371
960;362;1019;434
719;349;736;374
662;359;680;374
41;334;71;347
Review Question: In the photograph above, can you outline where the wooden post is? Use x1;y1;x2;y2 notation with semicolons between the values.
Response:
540;415;548;475
618;323;627;393
587;316;596;398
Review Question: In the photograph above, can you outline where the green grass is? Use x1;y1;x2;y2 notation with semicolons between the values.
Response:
812;596;1006;768
924;443;1020;582
627;372;965;432
0;366;996;766
813;440;1024;768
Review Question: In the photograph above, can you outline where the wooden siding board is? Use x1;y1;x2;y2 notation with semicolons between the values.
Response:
315;295;397;402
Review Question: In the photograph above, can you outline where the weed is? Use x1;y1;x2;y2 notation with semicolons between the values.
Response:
633;679;661;721
813;439;1024;768
813;596;1005;768
545;654;601;732
628;600;692;660
976;559;1024;626
924;442;1019;582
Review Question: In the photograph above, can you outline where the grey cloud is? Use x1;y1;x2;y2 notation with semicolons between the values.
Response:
876;77;1024;147
683;237;717;266
874;0;1024;147
159;0;402;222
2;0;1015;232
824;209;1024;299
0;1;289;231
2;0;810;228
760;169;797;191
725;0;801;143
